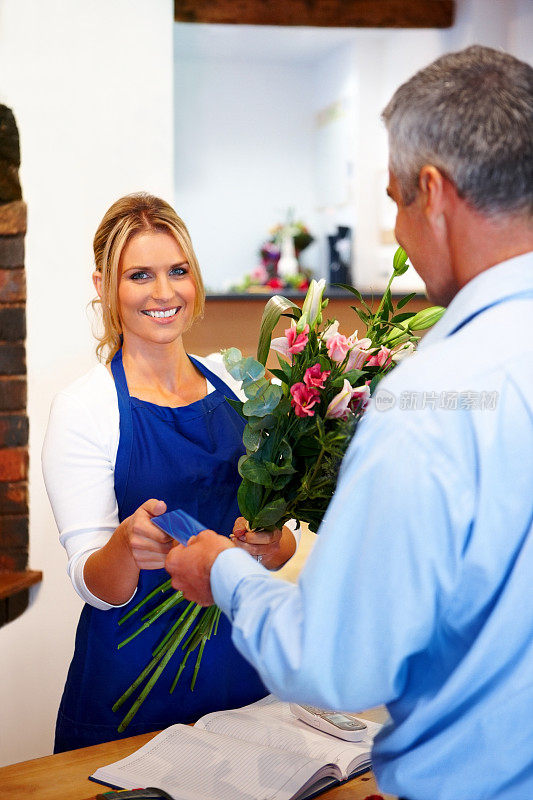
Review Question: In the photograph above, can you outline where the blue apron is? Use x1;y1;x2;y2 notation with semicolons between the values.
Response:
54;349;266;752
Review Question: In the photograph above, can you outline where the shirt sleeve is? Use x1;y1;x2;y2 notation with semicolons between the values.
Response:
42;387;134;610
211;405;472;712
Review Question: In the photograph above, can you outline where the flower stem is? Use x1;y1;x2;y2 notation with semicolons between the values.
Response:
117;591;184;650
118;578;172;625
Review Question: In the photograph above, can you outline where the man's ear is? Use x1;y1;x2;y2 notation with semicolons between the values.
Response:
418;165;448;234
92;270;102;298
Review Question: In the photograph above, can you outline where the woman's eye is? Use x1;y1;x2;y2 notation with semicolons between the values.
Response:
130;270;149;281
170;266;187;276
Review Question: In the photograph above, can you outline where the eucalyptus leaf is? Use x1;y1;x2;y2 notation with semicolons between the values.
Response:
248;414;276;431
253;498;288;529
243;383;283;417
243;425;263;452
235;356;265;384
243;376;269;400
221;347;243;375
238;455;273;487
270;473;293;490
237;479;264;522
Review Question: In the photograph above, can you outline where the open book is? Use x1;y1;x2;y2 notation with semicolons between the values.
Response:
90;695;382;800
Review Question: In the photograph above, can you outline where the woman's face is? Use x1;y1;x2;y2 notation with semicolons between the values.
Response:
117;230;197;349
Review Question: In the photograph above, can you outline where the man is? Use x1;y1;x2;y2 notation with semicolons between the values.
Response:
166;46;533;800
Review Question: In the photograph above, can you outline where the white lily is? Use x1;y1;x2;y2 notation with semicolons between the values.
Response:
299;278;326;331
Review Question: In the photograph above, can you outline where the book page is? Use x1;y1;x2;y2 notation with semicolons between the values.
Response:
195;696;381;777
92;723;338;800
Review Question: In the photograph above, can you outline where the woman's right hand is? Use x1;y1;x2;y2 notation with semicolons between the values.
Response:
119;498;173;570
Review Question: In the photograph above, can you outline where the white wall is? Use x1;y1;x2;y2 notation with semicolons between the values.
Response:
173;46;318;291
0;0;531;770
0;0;174;766
173;0;532;294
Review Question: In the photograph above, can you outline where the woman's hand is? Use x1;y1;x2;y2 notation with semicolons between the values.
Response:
84;498;172;605
230;516;296;570
119;498;173;570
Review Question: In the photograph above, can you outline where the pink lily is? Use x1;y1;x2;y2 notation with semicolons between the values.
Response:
325;379;354;420
326;333;351;363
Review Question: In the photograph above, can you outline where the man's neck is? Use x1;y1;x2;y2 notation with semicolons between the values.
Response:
448;205;533;290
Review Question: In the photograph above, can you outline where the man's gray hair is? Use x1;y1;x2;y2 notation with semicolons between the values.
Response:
382;45;533;217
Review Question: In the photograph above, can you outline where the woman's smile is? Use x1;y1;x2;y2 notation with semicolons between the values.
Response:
141;306;181;321
117;230;197;346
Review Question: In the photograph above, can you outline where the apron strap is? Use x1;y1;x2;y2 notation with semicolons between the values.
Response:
111;348;134;511
189;355;241;402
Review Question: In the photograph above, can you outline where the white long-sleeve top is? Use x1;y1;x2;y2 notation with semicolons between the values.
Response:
42;354;299;611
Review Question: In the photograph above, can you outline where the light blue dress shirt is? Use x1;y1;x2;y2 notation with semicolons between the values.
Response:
212;252;533;800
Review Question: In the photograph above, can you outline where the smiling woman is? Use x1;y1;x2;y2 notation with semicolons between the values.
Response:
41;192;298;753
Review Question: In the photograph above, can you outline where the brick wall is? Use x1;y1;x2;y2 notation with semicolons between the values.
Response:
0;105;29;624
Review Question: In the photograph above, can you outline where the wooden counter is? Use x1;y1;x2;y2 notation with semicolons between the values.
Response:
184;292;430;363
0;709;396;800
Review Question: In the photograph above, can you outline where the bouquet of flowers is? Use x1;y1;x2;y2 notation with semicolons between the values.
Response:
112;247;444;732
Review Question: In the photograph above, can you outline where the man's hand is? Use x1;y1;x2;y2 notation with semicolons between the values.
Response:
165;530;235;606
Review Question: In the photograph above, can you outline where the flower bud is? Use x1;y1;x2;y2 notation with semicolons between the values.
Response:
301;278;326;330
392;247;409;275
408;306;445;331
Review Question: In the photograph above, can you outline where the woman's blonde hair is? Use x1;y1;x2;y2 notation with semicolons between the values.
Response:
92;192;205;362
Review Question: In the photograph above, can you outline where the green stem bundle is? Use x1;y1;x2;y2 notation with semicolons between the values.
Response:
113;580;221;733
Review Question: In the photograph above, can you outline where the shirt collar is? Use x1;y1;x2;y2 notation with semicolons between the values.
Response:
420;251;533;348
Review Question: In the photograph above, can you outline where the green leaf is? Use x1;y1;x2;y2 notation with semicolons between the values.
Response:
243;425;263;452
253;498;288;529
248;414;276;431
257;296;302;366
369;373;384;393
243;376;269;400
225;397;245;418
243;383;283;417
221;347;243;374
237;479;264;521
331;369;364;387
265;460;296;477
270;368;291;385
270;473;293;490
396;292;417;310
234;356;265;385
390;312;414;323
380;288;393;320
333;283;363;301
238;455;273;487
276;354;293;378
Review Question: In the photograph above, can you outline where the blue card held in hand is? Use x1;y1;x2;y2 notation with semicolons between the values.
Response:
152;508;207;545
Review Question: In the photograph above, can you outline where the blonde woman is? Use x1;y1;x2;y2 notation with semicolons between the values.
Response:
43;193;297;751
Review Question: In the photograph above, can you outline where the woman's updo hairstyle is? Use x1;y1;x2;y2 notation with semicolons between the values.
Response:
92;192;205;362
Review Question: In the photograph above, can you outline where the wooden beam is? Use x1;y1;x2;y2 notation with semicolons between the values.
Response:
174;1;455;29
